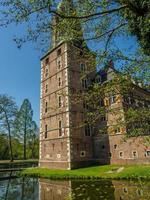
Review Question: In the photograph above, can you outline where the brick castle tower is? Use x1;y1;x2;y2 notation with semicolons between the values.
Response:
39;0;95;169
39;0;150;169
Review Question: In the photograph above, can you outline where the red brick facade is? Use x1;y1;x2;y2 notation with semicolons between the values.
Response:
39;0;150;169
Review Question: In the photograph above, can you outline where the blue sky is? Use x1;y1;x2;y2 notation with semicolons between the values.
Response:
0;20;138;127
0;24;41;124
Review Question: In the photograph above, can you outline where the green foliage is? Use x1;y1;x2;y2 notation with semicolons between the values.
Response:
116;0;150;55
14;99;39;160
0;96;39;160
0;94;18;161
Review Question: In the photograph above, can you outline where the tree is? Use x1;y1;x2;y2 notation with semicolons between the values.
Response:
14;99;34;160
0;133;9;160
0;95;18;161
0;0;149;81
27;121;39;159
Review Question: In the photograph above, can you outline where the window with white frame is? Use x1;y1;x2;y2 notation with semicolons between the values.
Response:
109;95;116;104
114;127;120;134
146;150;150;156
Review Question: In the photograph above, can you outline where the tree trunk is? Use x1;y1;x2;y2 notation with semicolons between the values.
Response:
5;111;13;162
8;128;13;162
24;130;26;160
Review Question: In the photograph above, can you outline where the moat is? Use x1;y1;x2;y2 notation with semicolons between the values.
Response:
0;172;150;200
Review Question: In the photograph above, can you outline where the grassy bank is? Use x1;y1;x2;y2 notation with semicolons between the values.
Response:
21;165;150;180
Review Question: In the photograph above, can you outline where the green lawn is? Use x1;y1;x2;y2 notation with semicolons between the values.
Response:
21;165;150;180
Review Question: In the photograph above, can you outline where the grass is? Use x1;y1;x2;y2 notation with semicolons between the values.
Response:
20;165;150;180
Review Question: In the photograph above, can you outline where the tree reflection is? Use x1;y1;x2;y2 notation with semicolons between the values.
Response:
0;174;38;200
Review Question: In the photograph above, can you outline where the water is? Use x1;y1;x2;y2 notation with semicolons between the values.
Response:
0;173;150;200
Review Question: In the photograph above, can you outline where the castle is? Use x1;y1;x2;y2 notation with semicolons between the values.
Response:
39;0;150;169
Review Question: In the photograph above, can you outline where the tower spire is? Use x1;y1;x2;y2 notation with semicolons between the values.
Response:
51;0;84;48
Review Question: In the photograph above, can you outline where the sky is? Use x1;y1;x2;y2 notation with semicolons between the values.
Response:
0;24;41;125
0;17;138;127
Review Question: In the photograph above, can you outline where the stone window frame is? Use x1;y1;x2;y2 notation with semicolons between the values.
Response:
146;150;150;157
119;151;124;159
57;48;61;56
45;124;48;139
58;76;62;87
85;124;92;137
45;65;49;78
109;95;116;105
80;62;86;72
132;150;138;158
82;78;88;89
123;187;128;194
56;56;62;70
45;101;48;113
58;95;62;108
45;57;49;65
58;120;64;137
80;151;86;157
45;83;48;93
114;127;121;135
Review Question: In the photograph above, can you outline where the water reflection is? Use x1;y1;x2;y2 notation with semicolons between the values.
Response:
39;179;150;200
0;174;150;200
0;173;38;200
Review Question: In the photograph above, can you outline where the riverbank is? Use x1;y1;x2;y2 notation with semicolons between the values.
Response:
21;165;150;180
0;160;38;170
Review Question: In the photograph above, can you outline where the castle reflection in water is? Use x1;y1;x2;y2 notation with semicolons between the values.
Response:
39;179;150;200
